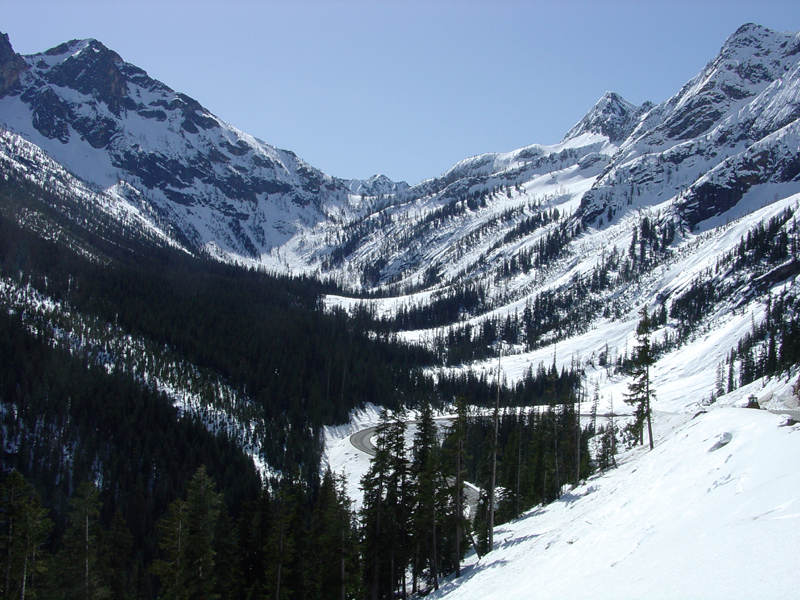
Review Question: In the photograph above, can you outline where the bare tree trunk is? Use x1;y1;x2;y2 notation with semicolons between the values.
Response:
20;552;27;600
576;385;582;487
646;364;654;450
84;511;89;599
489;355;500;552
341;523;346;600
412;543;418;595
276;518;284;600
371;489;381;600
455;436;462;577
431;501;438;591
517;420;522;517
553;408;560;498
4;508;12;596
610;394;618;468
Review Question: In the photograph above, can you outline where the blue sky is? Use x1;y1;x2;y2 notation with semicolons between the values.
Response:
3;0;800;184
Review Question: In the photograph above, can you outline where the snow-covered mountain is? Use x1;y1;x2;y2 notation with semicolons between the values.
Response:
577;23;800;230
0;32;409;261
2;24;799;285
3;23;800;472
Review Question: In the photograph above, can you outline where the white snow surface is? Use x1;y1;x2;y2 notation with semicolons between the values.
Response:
427;405;800;600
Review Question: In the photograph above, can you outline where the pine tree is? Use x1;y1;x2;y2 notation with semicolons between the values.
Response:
153;465;224;600
386;409;409;599
410;403;441;591
152;498;189;600
0;470;53;600
306;470;360;600
625;307;656;450
58;481;109;600
443;397;469;577
265;474;302;600
184;466;223;600
360;410;393;600
104;509;133;600
213;507;240;600
234;487;273;599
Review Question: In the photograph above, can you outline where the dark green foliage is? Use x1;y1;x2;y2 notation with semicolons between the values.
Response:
0;170;441;488
305;470;361;600
0;307;261;597
0;470;53;600
624;307;655;450
56;482;109;600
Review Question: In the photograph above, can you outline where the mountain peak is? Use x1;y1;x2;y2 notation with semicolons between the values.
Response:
715;22;799;67
347;174;409;196
562;91;641;144
38;37;129;115
0;31;28;98
42;38;122;63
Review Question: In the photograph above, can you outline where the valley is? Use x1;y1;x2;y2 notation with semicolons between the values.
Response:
1;20;799;600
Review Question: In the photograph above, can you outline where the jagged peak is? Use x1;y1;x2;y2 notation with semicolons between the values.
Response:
562;91;641;144
42;37;122;63
347;173;409;196
712;22;798;67
723;23;778;51
0;31;28;98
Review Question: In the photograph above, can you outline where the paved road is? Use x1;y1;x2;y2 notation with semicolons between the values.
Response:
349;417;455;457
349;422;481;521
350;426;377;456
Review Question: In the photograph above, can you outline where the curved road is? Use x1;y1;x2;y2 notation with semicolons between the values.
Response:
350;426;378;456
349;422;480;520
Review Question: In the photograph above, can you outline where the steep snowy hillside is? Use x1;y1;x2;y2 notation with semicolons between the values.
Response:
427;403;800;600
2;23;799;413
319;24;800;411
313;24;800;295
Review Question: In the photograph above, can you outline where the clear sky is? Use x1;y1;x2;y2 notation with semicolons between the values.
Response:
2;0;800;184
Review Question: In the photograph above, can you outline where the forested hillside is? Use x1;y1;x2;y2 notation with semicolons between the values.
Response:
0;166;510;598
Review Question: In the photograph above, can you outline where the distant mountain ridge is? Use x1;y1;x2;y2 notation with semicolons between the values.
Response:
1;23;799;292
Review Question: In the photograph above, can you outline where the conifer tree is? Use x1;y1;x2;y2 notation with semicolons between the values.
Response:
152;498;189;600
104;509;133;600
0;470;52;600
265;474;303;600
410;403;440;591
58;481;109;600
307;470;360;600
236;488;272;598
360;410;393;600
184;466;223;600
385;409;409;599
625;306;656;450
152;465;224;600
443;397;469;577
